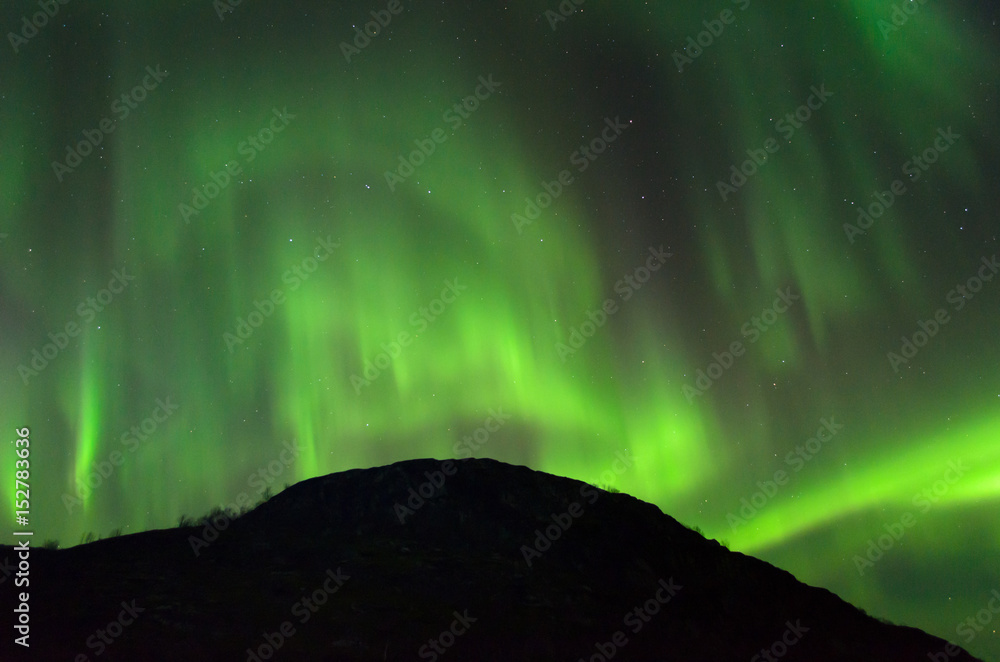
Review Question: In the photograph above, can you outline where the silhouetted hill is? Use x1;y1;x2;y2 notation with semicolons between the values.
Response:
0;458;984;661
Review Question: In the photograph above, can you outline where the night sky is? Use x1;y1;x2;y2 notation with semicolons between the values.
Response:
2;0;999;658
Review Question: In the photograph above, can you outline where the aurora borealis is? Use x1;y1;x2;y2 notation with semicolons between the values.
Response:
2;0;999;658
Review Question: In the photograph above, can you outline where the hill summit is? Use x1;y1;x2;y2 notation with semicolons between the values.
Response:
1;457;983;661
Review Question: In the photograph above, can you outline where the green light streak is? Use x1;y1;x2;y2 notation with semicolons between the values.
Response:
717;414;1000;553
70;332;102;515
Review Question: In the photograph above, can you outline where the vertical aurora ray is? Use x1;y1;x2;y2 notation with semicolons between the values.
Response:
68;332;103;515
1;0;998;658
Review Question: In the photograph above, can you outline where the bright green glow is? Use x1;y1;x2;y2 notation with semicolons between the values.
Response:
70;333;102;514
632;0;988;352
1;2;998;660
712;414;1000;553
0;0;990;541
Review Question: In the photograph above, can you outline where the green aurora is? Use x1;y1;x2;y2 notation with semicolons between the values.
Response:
1;0;998;658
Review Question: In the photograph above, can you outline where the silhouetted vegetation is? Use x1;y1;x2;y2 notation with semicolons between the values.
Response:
14;458;980;660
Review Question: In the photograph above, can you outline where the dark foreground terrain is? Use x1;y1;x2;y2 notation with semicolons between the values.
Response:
0;458;983;661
